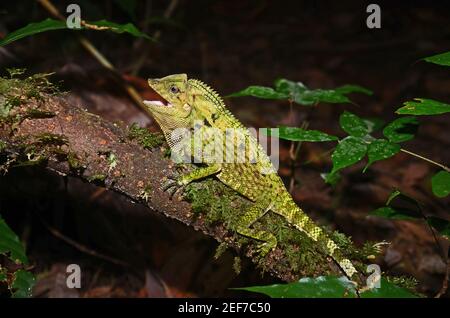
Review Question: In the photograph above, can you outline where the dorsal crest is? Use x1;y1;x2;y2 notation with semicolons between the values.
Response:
188;79;226;108
188;79;244;129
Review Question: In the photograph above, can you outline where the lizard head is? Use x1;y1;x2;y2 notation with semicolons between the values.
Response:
144;74;193;137
144;73;190;116
144;74;235;137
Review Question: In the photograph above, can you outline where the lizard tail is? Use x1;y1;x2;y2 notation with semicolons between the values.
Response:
285;205;358;278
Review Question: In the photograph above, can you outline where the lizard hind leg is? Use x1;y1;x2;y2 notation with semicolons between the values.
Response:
236;197;277;257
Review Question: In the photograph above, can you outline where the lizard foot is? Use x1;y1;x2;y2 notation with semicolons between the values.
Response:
255;236;277;257
162;173;188;198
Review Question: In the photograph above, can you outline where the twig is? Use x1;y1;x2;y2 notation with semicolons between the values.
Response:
288;99;295;192
76;36;114;70
130;0;179;75
36;0;65;19
37;212;130;268
0;92;337;282
400;148;450;172
413;204;449;298
435;258;449;298
289;121;308;193
428;221;449;298
36;0;150;114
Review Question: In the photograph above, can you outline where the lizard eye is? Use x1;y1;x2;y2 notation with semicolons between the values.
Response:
169;85;180;94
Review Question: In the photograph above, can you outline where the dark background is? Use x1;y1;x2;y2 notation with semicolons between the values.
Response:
0;0;449;297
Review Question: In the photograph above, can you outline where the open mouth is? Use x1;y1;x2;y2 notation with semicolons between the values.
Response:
143;93;173;107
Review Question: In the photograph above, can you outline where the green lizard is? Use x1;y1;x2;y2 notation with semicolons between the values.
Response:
144;74;358;279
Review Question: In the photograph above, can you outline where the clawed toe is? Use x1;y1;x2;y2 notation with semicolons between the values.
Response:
256;242;275;257
162;175;185;198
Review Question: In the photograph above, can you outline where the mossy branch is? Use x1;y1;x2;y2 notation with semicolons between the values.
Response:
0;75;373;283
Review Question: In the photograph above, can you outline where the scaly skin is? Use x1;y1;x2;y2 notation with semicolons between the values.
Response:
144;74;358;278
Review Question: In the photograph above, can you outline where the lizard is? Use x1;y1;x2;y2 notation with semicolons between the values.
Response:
143;74;358;279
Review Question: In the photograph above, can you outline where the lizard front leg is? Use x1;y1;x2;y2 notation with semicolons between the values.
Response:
163;163;222;195
178;163;222;185
236;197;277;257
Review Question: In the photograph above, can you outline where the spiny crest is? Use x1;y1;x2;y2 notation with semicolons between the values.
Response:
188;78;244;128
188;79;224;107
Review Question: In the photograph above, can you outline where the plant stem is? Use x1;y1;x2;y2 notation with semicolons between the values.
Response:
400;148;450;172
289;122;309;193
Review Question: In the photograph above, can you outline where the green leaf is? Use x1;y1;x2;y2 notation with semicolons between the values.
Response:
273;79;321;105
386;189;402;205
396;98;450;116
431;170;450;198
273;78;301;95
228;79;372;106
364;139;400;171
236;276;358;298
371;190;423;220
360;278;418;298
0;18;152;47
334;85;373;96
11;270;35;298
227;86;289;99
339;111;370;137
382;116;418;143
0;215;28;264
265;127;338;142
423;51;450;67
236;276;417;298
304;89;347;104
370;207;421;221
85;20;152;40
0;18;67;47
387;190;423;212
426;217;450;239
331;136;367;174
294;84;372;105
276;80;372;106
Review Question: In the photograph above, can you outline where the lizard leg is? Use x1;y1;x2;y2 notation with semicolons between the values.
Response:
236;198;277;257
163;164;221;195
178;163;222;185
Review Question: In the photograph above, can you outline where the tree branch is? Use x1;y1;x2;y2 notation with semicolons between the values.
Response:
0;88;349;282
